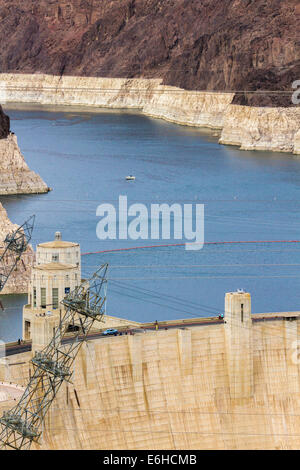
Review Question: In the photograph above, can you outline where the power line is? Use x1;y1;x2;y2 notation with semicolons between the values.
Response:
109;279;221;314
101;276;300;345
109;287;202;317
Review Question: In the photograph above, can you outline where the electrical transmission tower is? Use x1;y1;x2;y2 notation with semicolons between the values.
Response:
0;215;35;293
0;263;108;450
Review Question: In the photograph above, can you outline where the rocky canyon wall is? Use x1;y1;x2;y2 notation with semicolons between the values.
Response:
0;104;48;195
220;105;300;153
0;105;9;139
0;203;33;295
0;0;298;107
0;105;47;294
294;130;300;155
0;73;299;154
0;132;49;195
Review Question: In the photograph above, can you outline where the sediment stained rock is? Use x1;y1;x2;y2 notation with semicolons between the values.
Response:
0;0;298;153
0;105;46;293
0;104;48;195
294;130;300;155
0;106;9;139
1;73;299;154
0;133;49;195
0;0;298;107
219;105;300;153
0;203;33;295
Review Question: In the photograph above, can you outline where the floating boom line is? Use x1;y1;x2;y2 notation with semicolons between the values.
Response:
0;263;108;450
81;239;300;256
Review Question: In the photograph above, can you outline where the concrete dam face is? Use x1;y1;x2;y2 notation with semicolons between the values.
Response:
1;293;300;450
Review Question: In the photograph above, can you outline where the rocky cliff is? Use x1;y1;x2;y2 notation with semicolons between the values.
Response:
0;105;46;294
0;105;9;139
0;1;298;153
1;73;299;154
220;105;300;153
0;0;298;107
294;130;300;155
0;104;48;195
0;203;18;242
0;203;33;295
0;132;49;195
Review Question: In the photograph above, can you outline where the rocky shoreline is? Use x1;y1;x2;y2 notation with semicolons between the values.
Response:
0;203;34;295
0;105;47;294
0;104;48;196
0;74;299;154
0;133;49;196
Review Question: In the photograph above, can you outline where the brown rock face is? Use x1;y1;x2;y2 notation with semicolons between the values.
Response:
0;0;299;106
0;106;9;139
0;203;34;295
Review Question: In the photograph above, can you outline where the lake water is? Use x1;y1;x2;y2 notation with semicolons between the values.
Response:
1;103;300;342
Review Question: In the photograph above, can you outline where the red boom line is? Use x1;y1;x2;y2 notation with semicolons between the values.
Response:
82;240;300;256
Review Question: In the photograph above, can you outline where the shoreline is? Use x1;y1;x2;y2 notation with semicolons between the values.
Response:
0;133;49;196
0;73;299;154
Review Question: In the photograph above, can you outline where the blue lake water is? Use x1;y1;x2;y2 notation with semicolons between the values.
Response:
1;103;300;342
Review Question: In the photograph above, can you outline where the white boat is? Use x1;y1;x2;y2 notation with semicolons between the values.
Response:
126;175;136;180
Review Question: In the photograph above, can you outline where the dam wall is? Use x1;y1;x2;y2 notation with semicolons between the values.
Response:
0;74;299;154
2;313;300;449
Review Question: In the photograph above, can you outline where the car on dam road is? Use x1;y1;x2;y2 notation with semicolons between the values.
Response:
102;328;118;336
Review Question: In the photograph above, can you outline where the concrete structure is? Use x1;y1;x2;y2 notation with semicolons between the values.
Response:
31;231;81;307
5;288;300;449
23;232;81;352
22;232;139;353
0;382;24;403
225;290;253;398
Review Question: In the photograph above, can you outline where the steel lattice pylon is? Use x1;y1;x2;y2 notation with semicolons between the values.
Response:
0;215;35;293
0;263;108;450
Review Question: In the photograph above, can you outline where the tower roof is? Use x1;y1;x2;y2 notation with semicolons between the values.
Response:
38;231;79;249
38;240;79;249
35;262;77;271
